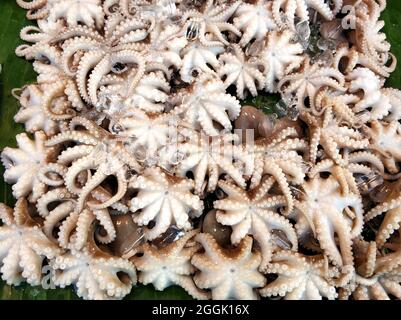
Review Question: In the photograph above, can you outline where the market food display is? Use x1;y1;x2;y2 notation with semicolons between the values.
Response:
1;0;400;300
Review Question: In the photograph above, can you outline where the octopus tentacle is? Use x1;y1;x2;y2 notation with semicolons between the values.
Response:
58;211;79;248
65;156;97;195
26;7;48;20
37;163;67;187
36;187;74;217
74;209;96;250
90;187;129;213
88;171;127;210
42;81;76;120
262;161;293;215
365;194;401;222
76;169;107;212
16;0;46;10
57;145;94;165
43;201;75;242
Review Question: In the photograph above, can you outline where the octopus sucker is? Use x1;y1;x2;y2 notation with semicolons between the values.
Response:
0;0;399;300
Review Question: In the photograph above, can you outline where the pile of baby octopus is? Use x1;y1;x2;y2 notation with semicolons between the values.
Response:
1;0;401;300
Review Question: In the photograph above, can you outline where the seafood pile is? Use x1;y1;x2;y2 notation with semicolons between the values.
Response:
1;0;400;300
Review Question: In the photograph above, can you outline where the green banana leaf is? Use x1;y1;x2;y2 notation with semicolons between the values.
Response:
0;0;400;300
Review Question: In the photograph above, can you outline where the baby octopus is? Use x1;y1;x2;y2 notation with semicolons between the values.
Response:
192;233;266;300
294;175;363;268
45;117;141;212
129;167;203;240
4;0;401;300
0;198;60;285
214;177;298;267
